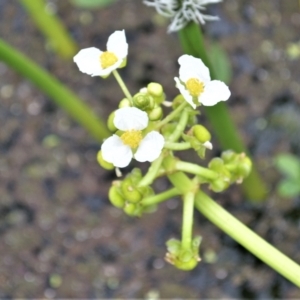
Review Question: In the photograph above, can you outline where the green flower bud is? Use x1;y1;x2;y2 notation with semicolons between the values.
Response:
130;168;143;183
166;238;181;255
147;82;164;104
208;158;224;172
124;202;137;216
121;178;142;203
119;98;131;108
147;82;163;97
133;92;153;110
108;185;125;208
107;111;117;132
209;178;230;193
97;151;114;170
192;125;211;143
237;155;252;178
221;150;236;163
148;106;163;121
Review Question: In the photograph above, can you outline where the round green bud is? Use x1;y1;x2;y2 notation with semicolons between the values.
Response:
121;179;142;203
107;111;117;132
209;178;229;193
130;168;143;183
237;156;252;178
133;92;153;110
148;106;163;121
192;125;211;143
208;158;224;172
124;202;137;216
108;185;125;208
221;150;236;163
147;82;164;104
166;238;181;255
97;151;114;170
118;98;131;108
147;82;163;97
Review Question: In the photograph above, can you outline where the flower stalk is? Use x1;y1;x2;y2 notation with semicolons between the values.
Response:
179;22;267;201
195;191;300;287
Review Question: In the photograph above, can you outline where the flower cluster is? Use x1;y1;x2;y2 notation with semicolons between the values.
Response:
73;30;230;168
143;0;222;32
73;30;252;271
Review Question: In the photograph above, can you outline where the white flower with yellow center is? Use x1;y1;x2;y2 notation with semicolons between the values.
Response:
174;54;230;108
101;107;165;168
73;30;128;77
144;0;221;33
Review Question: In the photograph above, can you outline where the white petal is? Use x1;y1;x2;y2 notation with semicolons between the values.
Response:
178;54;211;83
174;77;196;109
73;47;102;76
199;80;231;106
114;107;148;131
101;135;132;168
106;30;128;60
134;131;165;162
203;141;213;150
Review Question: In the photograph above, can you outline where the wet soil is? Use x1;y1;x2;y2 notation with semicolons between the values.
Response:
0;0;300;298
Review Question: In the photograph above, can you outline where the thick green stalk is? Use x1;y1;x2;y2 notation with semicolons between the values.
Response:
0;38;110;141
195;191;300;287
181;192;195;250
19;0;77;59
178;22;267;201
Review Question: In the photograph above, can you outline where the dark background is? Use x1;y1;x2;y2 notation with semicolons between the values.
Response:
0;0;300;298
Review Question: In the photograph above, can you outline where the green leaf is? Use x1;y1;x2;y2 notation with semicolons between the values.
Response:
274;154;300;180
207;43;232;84
277;179;300;198
71;0;117;9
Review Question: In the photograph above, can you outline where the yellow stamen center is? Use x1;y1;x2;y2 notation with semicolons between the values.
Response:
120;130;143;148
100;51;118;69
186;78;204;97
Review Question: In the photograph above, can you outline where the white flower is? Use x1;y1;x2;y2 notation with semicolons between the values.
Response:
143;0;222;32
101;107;165;168
73;30;128;77
174;54;230;108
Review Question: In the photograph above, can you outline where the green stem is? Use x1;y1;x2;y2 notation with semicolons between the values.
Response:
19;0;77;59
195;191;300;287
167;108;189;142
164;142;191;151
0;38;110;141
155;101;187;130
175;161;218;180
112;70;133;103
140;187;180;206
167;172;195;195
138;154;164;187
181;192;195;250
179;22;267;201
